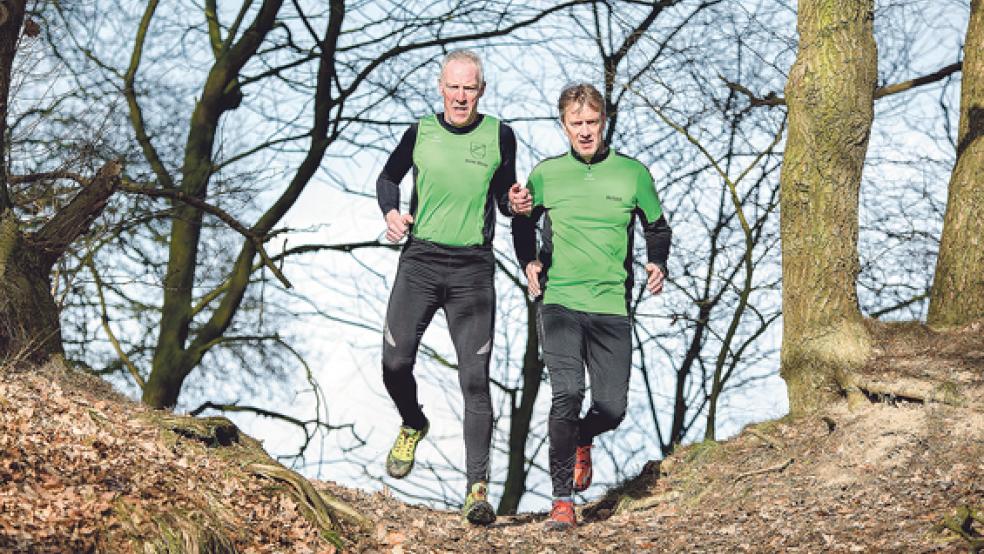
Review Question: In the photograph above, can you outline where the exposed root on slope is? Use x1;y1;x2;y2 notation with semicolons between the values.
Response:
932;505;984;552
153;413;372;549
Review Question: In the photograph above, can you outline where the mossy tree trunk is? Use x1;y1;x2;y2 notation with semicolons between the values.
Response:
779;0;877;415
0;3;120;363
143;0;285;408
928;0;984;327
0;215;63;362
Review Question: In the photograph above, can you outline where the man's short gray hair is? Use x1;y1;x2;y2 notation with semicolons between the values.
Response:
440;49;485;84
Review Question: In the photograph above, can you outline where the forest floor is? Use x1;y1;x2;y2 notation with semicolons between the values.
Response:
1;320;982;553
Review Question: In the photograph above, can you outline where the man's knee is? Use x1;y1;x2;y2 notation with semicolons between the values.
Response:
382;353;415;377
550;385;584;421
459;366;492;413
592;398;627;429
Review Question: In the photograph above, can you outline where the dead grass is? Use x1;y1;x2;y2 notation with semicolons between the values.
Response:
1;319;982;552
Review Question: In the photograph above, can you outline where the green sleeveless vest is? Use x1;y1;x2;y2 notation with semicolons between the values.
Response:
411;115;501;246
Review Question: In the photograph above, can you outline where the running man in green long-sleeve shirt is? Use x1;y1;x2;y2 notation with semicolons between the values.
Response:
510;83;671;531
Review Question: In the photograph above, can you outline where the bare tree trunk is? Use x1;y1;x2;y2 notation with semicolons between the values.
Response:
144;0;285;408
779;0;877;415
928;0;984;327
497;300;543;515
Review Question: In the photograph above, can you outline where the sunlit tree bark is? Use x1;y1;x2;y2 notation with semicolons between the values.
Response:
928;0;984;327
779;0;877;414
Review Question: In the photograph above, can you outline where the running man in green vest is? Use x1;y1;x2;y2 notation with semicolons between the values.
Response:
510;83;671;531
375;49;517;526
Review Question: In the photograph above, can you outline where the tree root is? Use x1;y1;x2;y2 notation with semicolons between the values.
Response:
249;463;372;548
613;490;681;515
732;458;794;484
746;428;783;450
852;377;970;409
153;413;373;548
933;506;984;552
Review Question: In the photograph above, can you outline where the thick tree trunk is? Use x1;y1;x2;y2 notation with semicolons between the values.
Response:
0;0;26;213
928;0;984;327
497;301;544;515
0;160;122;364
779;1;877;415
0;213;63;362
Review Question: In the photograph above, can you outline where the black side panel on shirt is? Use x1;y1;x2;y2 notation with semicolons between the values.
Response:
639;213;671;277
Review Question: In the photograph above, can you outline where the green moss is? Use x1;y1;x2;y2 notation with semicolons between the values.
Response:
682;439;720;465
934;380;964;406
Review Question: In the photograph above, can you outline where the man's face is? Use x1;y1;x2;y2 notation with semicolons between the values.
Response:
562;102;605;159
440;59;484;127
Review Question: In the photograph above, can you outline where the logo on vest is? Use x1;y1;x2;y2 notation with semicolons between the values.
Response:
606;194;623;202
467;142;489;167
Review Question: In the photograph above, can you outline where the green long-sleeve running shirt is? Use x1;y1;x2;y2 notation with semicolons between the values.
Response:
512;146;671;316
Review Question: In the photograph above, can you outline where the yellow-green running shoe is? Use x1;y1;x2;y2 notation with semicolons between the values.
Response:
462;481;496;525
385;422;428;478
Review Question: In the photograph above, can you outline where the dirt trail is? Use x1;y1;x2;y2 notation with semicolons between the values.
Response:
1;321;981;553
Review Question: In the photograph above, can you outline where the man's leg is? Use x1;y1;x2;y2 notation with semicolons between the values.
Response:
444;250;496;524
381;244;442;478
570;312;631;493
540;304;587;500
578;312;632;444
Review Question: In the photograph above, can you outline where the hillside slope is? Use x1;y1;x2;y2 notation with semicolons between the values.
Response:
1;320;982;553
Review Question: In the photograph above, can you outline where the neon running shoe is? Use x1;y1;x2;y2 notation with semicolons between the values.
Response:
462;482;496;525
385;421;428;478
573;444;593;492
544;498;576;531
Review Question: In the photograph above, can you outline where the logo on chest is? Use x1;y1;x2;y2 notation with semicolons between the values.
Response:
466;141;490;167
606;195;623;202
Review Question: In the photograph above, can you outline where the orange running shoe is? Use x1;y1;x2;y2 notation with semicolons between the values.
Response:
573;445;593;492
544;498;576;531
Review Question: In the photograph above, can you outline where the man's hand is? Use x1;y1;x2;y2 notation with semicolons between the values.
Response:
509;183;532;216
384;209;414;243
525;261;544;297
645;263;665;295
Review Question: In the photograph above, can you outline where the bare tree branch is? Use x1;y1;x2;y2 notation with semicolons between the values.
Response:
721;61;963;107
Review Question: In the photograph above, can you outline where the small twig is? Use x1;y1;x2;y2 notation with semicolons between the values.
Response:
746;428;782;450
720;61;963;108
85;256;145;389
732;457;794;483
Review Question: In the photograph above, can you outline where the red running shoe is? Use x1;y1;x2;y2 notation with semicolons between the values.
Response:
544;499;576;531
573;445;593;492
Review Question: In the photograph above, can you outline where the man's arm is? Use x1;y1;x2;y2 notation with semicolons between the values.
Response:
641;214;672;278
511;204;546;297
375;125;418;215
511;205;544;269
634;163;671;293
491;123;518;217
